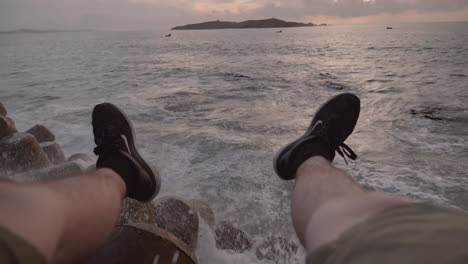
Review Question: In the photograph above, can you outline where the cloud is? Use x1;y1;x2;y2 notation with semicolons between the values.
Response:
246;0;468;18
0;0;467;30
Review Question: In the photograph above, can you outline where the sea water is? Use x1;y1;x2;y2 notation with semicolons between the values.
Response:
0;22;467;263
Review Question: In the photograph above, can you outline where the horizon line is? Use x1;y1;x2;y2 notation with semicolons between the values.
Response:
2;19;468;32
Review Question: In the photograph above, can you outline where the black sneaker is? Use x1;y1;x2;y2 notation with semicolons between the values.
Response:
274;93;360;180
92;103;161;201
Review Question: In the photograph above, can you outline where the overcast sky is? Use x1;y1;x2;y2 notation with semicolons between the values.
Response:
1;0;468;31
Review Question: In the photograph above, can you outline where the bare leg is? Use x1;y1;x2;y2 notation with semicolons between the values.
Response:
291;156;409;253
0;168;126;264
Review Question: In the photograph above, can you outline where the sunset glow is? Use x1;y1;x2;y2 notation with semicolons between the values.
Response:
1;0;467;30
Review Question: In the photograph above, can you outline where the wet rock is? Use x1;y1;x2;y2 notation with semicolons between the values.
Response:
255;236;299;261
410;108;443;121
0;116;18;139
0;103;6;116
41;142;66;164
68;153;94;170
215;221;252;253
26;124;55;143
14;161;83;182
0;132;50;175
154;196;199;250
189;199;215;228
68;153;93;163
86;224;198;264
86;164;96;173
119;199;158;225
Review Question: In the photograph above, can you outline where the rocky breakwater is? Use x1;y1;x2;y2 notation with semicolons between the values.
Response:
0;103;91;181
106;196;256;263
115;195;299;262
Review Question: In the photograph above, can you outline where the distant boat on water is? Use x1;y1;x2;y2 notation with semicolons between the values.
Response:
165;33;172;37
276;30;282;33
386;27;393;29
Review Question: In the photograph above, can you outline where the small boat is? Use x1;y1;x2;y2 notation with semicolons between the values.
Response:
276;30;282;33
386;27;393;30
165;33;172;37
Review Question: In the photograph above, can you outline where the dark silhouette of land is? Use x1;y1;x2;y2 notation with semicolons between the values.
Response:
172;18;317;30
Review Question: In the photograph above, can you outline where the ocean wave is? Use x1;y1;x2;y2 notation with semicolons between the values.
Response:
1;24;468;263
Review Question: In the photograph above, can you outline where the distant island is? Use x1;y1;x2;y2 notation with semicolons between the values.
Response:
172;18;321;30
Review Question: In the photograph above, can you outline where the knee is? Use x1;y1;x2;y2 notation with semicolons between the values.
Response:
304;192;409;251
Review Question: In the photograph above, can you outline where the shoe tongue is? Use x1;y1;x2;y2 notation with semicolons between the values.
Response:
324;117;344;146
299;138;335;162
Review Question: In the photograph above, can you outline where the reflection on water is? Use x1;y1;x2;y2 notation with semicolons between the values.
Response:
1;22;467;263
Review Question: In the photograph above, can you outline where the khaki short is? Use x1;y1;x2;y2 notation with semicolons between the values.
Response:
307;203;468;264
0;225;46;264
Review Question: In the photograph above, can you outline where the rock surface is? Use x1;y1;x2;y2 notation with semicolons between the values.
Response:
68;153;94;172
0;116;18;139
0;132;51;175
255;236;299;261
68;153;93;163
0;103;6;116
119;199;158;225
86;164;96;172
189;199;215;228
26;124;55;143
86;224;198;264
41;142;66;164
154;196;199;250
214;221;252;253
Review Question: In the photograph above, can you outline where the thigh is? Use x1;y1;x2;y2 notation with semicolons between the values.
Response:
307;203;468;264
0;224;47;264
304;192;407;251
0;183;66;262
